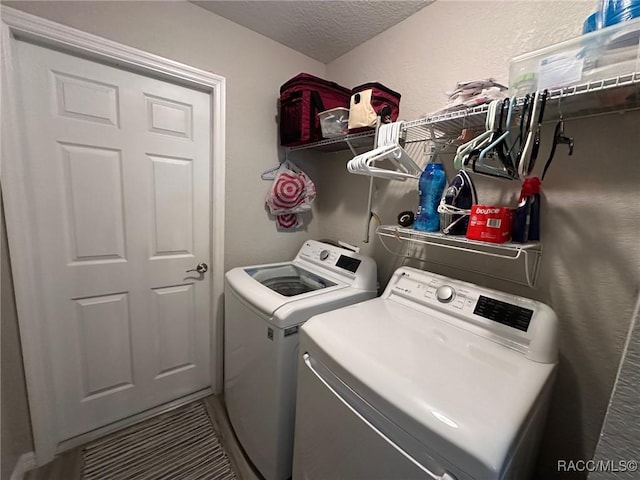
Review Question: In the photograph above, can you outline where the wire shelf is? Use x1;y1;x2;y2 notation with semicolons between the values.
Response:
404;104;491;142
287;130;375;152
403;72;639;144
542;71;640;121
376;225;542;287
547;71;640;98
285;73;638;285
286;72;638;153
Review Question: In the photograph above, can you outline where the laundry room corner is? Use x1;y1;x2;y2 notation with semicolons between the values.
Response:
315;1;640;478
1;0;328;474
2;0;640;478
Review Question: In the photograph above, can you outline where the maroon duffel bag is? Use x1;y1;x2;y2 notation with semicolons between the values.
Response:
279;73;352;146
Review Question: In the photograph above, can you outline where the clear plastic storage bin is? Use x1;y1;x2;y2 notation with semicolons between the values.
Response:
509;17;640;96
318;107;350;138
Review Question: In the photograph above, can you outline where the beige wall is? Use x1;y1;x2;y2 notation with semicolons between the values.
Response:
2;1;640;478
320;1;640;478
1;192;34;479
590;295;640;480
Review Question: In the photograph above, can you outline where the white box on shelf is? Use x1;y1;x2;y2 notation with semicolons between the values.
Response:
318;107;350;138
509;17;640;96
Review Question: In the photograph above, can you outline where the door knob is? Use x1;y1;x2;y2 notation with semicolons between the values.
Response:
186;262;208;274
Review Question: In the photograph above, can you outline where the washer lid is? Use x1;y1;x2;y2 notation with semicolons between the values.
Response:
245;264;337;297
226;264;374;328
301;298;557;479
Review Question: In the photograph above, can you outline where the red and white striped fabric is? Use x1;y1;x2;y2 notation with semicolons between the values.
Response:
265;164;316;230
275;213;299;230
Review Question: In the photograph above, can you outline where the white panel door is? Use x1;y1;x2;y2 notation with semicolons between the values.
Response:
14;39;212;441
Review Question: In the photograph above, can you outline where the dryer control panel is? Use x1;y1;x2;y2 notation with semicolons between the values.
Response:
385;267;557;363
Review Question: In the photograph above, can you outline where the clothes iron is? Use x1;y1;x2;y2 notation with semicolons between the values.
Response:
438;170;478;235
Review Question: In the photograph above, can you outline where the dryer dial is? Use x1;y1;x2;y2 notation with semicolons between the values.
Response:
436;285;455;303
320;250;330;261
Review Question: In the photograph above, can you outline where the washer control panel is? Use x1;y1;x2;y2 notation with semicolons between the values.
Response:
299;243;339;266
294;240;377;292
299;243;361;273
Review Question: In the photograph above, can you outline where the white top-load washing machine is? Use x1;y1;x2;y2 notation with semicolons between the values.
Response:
293;266;558;480
224;240;377;480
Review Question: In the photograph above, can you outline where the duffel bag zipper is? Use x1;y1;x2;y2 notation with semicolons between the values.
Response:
281;78;351;95
370;95;399;108
353;82;401;98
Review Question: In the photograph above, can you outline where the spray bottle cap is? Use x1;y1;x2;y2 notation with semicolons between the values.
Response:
519;177;541;201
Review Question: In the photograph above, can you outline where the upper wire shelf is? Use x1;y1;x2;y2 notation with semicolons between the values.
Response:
404;104;491;142
403;71;640;144
286;71;639;153
287;130;375;152
547;71;640;99
543;71;640;121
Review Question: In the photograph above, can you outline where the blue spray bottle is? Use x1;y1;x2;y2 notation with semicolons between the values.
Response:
414;161;447;232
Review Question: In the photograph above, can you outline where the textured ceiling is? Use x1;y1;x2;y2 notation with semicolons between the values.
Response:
192;1;433;63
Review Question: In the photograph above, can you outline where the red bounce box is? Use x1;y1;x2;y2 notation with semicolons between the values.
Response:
466;205;513;244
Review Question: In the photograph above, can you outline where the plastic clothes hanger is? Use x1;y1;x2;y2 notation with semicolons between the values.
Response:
454;99;500;170
541;94;574;181
527;89;548;175
454;101;497;170
261;147;291;180
260;164;281;180
347;122;422;181
517;90;542;179
514;93;535;176
347;144;422;181
494;98;517;173
470;152;516;179
517;94;531;148
507;94;530;165
476;97;518;178
461;101;516;178
541;119;574;180
260;156;303;180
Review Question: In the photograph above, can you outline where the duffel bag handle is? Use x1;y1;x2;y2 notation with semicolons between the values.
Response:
310;90;325;114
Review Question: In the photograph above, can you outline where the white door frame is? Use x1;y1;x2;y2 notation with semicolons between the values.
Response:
1;6;226;465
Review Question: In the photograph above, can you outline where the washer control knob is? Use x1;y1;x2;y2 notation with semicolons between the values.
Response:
436;285;455;303
319;250;330;261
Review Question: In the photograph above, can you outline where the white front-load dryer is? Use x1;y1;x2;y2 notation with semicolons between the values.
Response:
293;266;558;480
224;240;377;480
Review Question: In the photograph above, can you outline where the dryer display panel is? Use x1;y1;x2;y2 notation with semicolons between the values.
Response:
473;295;533;332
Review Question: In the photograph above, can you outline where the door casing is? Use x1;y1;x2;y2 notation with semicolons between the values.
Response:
1;6;226;465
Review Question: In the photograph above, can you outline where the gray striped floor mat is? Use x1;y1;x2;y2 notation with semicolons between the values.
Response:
82;401;237;480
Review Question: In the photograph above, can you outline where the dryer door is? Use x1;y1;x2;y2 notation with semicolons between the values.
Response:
292;353;459;480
